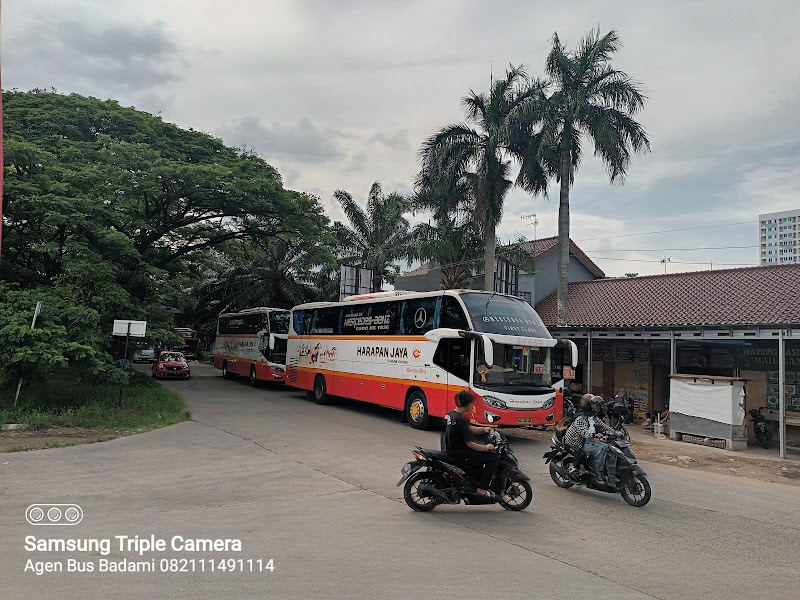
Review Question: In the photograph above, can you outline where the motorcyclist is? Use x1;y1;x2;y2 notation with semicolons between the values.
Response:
564;394;618;485
444;390;500;497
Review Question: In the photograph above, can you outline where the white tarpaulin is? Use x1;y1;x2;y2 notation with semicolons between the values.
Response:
669;378;746;426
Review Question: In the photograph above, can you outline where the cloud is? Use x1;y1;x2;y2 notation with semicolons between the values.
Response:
370;130;411;151
4;9;184;111
218;116;351;164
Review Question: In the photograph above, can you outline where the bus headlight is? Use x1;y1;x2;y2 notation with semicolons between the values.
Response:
482;396;507;410
542;397;555;410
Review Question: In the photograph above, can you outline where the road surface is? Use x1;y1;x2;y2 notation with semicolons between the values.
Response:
1;362;798;599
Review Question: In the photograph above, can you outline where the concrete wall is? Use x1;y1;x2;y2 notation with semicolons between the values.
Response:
533;253;597;304
394;266;441;292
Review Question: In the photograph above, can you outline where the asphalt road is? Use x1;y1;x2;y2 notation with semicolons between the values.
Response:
1;362;798;600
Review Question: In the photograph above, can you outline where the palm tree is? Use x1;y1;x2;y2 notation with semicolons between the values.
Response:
541;29;650;325
410;215;483;289
419;66;548;291
333;182;412;291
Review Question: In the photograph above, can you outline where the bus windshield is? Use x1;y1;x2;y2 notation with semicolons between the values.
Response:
459;292;551;338
474;343;552;391
269;311;290;334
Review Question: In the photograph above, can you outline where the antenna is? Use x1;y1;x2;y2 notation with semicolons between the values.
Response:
521;213;538;241
660;256;671;274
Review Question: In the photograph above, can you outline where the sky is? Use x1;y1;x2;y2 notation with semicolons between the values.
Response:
4;0;800;276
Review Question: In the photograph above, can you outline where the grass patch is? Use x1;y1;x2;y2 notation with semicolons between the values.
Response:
0;369;189;431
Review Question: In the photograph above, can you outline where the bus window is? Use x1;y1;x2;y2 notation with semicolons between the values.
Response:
269;311;290;334
441;296;469;330
292;310;306;335
311;308;340;335
369;301;401;335
401;297;438;335
433;339;471;382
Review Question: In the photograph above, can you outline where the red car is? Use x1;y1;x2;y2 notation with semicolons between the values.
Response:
152;351;191;380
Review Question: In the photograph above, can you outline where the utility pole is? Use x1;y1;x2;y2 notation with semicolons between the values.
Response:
14;301;42;406
660;256;671;274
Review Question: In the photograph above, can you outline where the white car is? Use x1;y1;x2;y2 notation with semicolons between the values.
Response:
133;347;156;363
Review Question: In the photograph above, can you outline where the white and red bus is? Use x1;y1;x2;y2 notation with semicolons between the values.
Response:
213;308;290;385
286;290;577;429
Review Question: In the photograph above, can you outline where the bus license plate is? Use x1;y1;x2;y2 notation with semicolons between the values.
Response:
517;417;532;425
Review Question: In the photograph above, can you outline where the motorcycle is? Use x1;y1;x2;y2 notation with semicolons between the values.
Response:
748;407;772;449
543;430;651;507
397;429;533;511
601;396;632;441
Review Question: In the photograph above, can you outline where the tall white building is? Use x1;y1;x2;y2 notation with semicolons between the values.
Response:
760;208;800;265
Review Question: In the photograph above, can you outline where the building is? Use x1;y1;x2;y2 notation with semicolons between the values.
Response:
394;236;605;303
536;264;800;457
760;208;800;265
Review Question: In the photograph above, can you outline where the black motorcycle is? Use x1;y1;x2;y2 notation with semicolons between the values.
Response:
543;430;651;507
748;407;772;449
398;429;533;511
601;397;632;441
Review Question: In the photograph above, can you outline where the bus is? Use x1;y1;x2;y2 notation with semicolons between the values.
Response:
213;307;291;385
286;290;577;429
173;328;201;358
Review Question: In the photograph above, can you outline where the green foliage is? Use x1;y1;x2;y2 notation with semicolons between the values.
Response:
0;283;109;385
410;216;484;289
0;370;187;430
1;90;332;391
333;182;412;289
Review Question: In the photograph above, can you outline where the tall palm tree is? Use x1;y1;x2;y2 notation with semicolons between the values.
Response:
333;182;412;291
541;29;650;325
419;66;548;291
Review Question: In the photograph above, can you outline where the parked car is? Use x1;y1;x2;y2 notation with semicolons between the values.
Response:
133;347;156;363
152;351;191;380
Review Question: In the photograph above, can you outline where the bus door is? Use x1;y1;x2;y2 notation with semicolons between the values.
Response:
431;338;473;415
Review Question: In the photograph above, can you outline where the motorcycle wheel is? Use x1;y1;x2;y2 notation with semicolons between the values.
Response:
618;424;631;442
403;471;445;512
762;435;770;450
549;460;574;489
620;473;651;507
499;479;533;511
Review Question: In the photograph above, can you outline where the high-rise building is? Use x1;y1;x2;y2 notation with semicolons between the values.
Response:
759;209;800;265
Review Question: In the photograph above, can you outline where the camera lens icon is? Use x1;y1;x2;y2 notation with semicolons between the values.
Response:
26;504;83;526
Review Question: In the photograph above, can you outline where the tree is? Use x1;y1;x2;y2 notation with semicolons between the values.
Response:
624;272;639;278
333;182;412;291
0;90;329;382
540;30;650;324
419;66;548;291
410;216;483;289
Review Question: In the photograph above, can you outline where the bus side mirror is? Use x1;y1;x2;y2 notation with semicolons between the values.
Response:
482;335;494;369
268;333;276;350
559;339;578;368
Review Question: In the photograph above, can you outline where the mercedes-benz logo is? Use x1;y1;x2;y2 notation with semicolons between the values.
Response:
414;308;427;328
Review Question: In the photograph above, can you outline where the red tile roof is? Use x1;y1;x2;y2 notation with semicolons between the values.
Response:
535;264;800;327
401;236;604;278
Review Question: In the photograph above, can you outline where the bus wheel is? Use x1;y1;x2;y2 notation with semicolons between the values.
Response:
249;366;259;387
311;375;330;405
406;391;430;430
222;361;231;379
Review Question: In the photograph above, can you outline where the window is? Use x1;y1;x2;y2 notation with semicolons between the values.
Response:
440;296;469;330
292;310;307;335
433;338;471;382
341;302;402;335
218;314;266;335
269;311;290;334
310;308;340;335
401;297;439;335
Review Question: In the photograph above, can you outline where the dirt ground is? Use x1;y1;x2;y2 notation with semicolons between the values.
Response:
513;428;800;488
0;427;122;452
